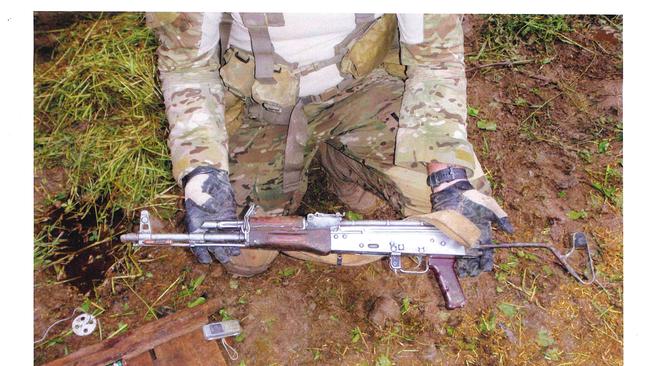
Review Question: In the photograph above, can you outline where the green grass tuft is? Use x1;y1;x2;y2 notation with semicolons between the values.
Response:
472;15;576;62
34;13;176;220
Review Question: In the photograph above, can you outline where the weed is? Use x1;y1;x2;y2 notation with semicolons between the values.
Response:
34;13;175;218
400;297;411;315
187;296;206;308
481;136;490;157
34;231;62;267
477;119;497;131
516;250;539;262
497;254;520;273
445;325;455;336
351;326;363;343
615;122;623;142
513;97;528;107
262;316;277;329
597;140;610;154
34;13;177;285
478;312;496;333
178;274;205;299
536;328;555;347
312;349;321;360
345;211;363;221
588;165;622;206
375;355;393;366
219;308;233;321
278;267;297;277
304;261;315;272
567;209;588;220
542;265;554;277
578;149;593;163
544;347;562;361
473;15;582;62
592;115;621;139
107;321;128;339
498;303;518;318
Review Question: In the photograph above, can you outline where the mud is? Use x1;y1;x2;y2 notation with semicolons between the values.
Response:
34;14;623;366
39;198;125;295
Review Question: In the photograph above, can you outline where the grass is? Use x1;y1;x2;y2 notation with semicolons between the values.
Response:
471;15;579;62
34;12;179;295
589;165;623;208
34;13;177;224
33;13;623;366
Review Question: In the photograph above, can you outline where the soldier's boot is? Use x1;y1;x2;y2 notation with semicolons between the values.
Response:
319;145;387;216
284;251;382;266
221;249;279;277
328;180;386;216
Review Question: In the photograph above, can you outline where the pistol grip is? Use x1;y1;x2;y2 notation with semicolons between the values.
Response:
428;256;466;309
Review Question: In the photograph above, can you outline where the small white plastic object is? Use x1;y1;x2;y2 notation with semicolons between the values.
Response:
71;313;97;336
202;320;241;340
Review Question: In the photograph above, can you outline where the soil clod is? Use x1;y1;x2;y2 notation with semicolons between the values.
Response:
368;295;401;327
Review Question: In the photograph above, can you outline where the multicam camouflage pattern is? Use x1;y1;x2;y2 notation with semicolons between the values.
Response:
397;14;479;178
226;68;488;266
226;68;488;217
229;69;415;265
148;13;490;266
251;65;300;109
148;13;229;185
149;12;479;186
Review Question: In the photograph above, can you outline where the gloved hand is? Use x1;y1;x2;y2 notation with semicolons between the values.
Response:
431;179;514;277
183;166;239;264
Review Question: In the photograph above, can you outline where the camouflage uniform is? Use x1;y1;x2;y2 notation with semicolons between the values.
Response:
149;13;489;268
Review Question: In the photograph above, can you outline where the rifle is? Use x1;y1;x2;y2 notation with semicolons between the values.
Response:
120;205;595;309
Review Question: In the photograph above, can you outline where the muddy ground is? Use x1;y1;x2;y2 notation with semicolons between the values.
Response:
34;14;623;365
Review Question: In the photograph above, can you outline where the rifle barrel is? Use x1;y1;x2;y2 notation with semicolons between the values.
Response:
120;232;244;244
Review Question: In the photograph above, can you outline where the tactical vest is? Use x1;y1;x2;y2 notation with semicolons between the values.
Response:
219;13;398;192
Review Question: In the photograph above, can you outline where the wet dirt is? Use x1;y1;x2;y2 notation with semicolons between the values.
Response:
38;198;125;295
34;14;623;366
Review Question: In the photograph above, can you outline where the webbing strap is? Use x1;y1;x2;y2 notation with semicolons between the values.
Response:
241;13;285;84
355;13;375;24
239;12;376;192
333;14;375;59
293;13;376;77
283;100;308;192
246;101;293;125
219;13;233;65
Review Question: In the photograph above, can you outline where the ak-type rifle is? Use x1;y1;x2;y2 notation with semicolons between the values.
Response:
120;205;595;309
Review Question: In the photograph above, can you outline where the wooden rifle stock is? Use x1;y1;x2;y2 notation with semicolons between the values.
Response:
247;216;332;255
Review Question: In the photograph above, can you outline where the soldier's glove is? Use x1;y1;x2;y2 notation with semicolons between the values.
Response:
430;179;514;277
183;166;239;264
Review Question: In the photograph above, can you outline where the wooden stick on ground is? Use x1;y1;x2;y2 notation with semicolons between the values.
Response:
45;298;222;366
